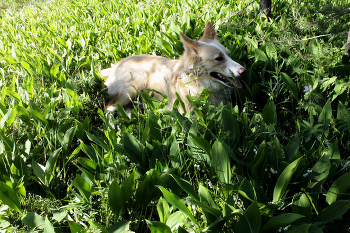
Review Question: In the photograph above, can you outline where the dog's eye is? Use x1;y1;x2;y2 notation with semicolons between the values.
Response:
215;57;224;61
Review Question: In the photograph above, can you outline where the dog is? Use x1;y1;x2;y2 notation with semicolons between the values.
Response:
101;22;246;117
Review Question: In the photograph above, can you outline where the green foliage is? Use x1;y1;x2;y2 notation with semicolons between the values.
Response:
0;0;350;232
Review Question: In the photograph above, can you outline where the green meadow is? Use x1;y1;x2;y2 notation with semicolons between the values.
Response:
0;0;350;232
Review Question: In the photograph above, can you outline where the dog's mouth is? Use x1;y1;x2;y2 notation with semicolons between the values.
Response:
209;72;242;88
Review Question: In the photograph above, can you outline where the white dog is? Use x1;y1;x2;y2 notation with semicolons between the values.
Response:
101;22;246;116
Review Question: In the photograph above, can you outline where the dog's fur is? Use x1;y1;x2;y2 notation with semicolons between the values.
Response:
101;22;245;116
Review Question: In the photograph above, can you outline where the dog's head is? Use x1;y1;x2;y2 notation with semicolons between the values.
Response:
179;22;245;89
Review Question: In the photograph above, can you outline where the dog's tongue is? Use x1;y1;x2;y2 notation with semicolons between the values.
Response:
231;77;242;88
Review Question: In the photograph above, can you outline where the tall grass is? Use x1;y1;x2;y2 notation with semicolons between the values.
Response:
0;0;350;232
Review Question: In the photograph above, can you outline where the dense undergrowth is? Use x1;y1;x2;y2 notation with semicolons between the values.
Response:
0;0;350;232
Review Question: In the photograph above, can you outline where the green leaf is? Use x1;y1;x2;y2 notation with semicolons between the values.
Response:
109;171;136;218
90;222;108;233
198;185;218;209
135;169;159;208
263;104;275;124
166;211;187;230
22;212;45;229
284;135;300;160
0;182;22;212
62;127;76;151
287;224;311;233
108;178;122;218
314;200;350;225
157;186;197;225
280;72;298;101
212;140;231;184
255;48;268;62
146;220;172;233
236;202;261;233
86;131;109;152
189;133;211;156
32;160;45;185
29;107;47;124
107;221;131;233
44;217;55;233
157;197;171;223
318;99;332;132
72;174;91;201
307;155;331;193
68;221;85;233
123;133;143;164
21;61;33;77
273;158;302;202
45;148;61;186
169;174;200;201
292;194;312;222
326;172;350;205
261;213;304;233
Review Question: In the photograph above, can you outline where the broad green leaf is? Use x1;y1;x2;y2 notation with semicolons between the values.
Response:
44;217;55;233
62;127;76;151
21;61;33;77
287;224;311;233
68;221;85;233
157;186;197;225
107;221;131;233
263;104;275;124
78;157;97;171
86;131;109;152
326;172;350;204
123;133;143;164
45;148;61;186
212;140;231;184
157;197;171;223
22;212;45;229
135;169;159;208
120;171;136;213
72;174;91;201
261;213;304;233
250;141;268;171
80;142;98;163
189;133;211;156
190;199;221;217
166;211;187;230
198;185;218;209
90;222;108;233
314;200;350;225
273;158;302;202
32;161;45;185
108;178;122;218
318;100;332;132
307;155;330;193
146;220;172;233
255;48;268;62
280;72;298;101
169;174;200;201
323;139;341;160
236;202;261;233
284;135;300;160
0;182;22;212
292;194;312;222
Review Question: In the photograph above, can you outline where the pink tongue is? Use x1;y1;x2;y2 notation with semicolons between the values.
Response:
232;77;242;88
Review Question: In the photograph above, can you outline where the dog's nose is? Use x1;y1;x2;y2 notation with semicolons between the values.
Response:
238;68;246;76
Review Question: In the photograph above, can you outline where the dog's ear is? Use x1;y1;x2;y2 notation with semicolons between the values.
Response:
199;22;218;42
180;32;199;55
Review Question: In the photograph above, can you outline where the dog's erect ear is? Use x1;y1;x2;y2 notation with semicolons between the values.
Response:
180;32;199;54
199;22;218;42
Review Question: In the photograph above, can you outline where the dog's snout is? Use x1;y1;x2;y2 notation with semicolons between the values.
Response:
238;68;246;76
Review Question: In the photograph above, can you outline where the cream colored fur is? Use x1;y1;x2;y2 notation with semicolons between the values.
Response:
101;22;246;116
